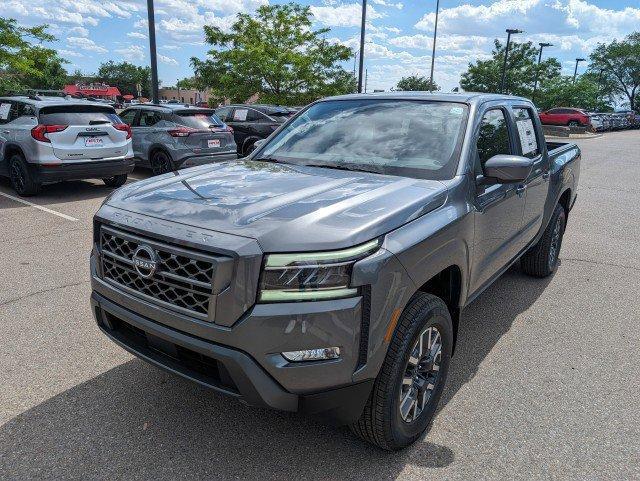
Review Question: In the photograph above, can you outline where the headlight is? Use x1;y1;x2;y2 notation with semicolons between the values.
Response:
258;239;379;302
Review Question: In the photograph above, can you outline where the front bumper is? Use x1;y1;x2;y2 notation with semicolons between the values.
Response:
34;158;135;182
91;291;373;423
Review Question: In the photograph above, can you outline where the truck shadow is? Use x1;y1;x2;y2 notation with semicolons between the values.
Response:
0;266;551;480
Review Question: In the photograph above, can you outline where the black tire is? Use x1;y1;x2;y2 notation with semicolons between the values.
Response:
521;203;566;278
8;153;40;196
102;174;128;187
150;150;174;176
351;292;453;450
241;138;257;157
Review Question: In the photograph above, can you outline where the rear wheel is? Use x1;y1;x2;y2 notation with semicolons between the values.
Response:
350;292;452;450
241;138;258;157
9;153;40;196
521;203;566;277
102;174;128;187
150;150;174;176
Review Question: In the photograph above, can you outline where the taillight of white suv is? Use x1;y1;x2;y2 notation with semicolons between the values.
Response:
31;124;68;142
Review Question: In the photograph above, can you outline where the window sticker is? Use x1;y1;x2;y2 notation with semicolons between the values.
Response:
517;118;537;155
450;106;464;115
0;103;11;120
233;109;248;121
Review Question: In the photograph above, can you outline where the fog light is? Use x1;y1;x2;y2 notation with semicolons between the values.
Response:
282;347;341;362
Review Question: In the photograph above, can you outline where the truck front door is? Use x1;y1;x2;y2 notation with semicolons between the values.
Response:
470;106;527;293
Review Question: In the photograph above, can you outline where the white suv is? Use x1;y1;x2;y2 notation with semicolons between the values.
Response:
0;96;134;196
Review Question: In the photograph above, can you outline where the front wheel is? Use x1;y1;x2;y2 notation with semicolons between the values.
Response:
350;292;453;450
521;203;566;277
102;174;127;187
150;150;174;176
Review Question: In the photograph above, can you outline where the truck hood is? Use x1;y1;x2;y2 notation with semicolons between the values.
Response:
106;160;448;252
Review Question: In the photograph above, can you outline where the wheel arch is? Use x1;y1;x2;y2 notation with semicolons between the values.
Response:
148;143;174;162
1;143;27;175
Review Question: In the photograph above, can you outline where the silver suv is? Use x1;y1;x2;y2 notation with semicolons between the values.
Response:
0;96;134;196
118;104;237;175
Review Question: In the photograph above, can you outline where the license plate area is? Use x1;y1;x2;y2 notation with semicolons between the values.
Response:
207;139;221;148
85;137;104;147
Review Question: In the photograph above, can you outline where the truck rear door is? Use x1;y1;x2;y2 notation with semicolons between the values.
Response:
38;105;130;162
512;106;550;242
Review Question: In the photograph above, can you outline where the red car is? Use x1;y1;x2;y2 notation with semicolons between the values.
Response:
539;107;591;127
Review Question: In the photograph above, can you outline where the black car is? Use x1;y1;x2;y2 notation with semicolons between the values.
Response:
214;104;293;156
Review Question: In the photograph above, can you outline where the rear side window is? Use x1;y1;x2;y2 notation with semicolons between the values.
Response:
512;108;540;158
39;106;119;126
476;109;511;170
214;107;232;122
139;110;163;126
175;111;223;129
119;109;137;126
0;101;18;124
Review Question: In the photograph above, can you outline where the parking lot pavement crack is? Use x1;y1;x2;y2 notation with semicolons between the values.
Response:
562;257;640;273
0;281;90;307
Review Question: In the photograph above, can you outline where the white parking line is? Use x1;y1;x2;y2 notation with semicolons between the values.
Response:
0;191;78;222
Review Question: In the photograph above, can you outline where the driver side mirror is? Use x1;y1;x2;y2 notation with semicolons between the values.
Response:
481;154;534;184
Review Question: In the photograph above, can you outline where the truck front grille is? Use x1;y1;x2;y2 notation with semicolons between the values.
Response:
99;226;225;318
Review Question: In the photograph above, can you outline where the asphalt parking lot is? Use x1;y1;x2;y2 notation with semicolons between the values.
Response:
1;131;639;480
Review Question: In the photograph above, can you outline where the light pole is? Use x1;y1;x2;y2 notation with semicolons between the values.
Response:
500;28;523;94
429;0;440;90
573;58;586;82
357;0;367;93
532;42;553;104
146;0;159;103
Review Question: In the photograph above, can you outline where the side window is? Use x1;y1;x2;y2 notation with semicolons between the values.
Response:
232;108;249;122
0;101;19;124
19;103;36;117
139;110;162;126
547;108;561;114
246;109;263;122
215;107;232;121
476;109;512;172
512;108;540;158
119;109;137;126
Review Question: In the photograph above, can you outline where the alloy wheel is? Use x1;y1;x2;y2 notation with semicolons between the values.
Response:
10;161;25;193
548;215;563;270
399;326;442;423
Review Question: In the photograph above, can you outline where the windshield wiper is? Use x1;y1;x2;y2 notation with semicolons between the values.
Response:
303;162;382;174
252;155;288;164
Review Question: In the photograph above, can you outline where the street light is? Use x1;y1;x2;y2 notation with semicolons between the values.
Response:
573;58;586;82
532;42;553;104
500;28;523;94
357;0;367;93
429;0;441;90
146;0;159;103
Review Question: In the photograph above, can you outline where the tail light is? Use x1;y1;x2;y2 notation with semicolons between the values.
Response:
113;123;132;139
31;124;68;143
168;127;195;137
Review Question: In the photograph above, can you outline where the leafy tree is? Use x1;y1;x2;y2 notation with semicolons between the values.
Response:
97;61;152;97
589;32;640;112
192;3;355;105
460;39;561;98
176;76;200;90
395;75;439;92
537;75;611;112
0;18;67;94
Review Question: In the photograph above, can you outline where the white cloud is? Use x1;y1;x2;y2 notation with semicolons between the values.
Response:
57;48;84;58
160;45;181;50
127;31;147;39
67;36;108;54
68;26;89;37
370;0;402;10
114;44;145;62
158;54;179;65
389;34;490;53
310;3;383;27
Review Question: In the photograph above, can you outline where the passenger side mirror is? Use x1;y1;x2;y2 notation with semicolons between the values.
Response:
482;154;534;184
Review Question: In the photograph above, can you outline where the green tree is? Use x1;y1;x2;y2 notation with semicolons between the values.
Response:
589;32;640;112
0;18;67;94
460;39;561;98
192;3;355;105
537;75;611;112
395;75;439;92
97;61;152;97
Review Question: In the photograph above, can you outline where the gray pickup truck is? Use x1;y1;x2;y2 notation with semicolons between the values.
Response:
90;93;579;450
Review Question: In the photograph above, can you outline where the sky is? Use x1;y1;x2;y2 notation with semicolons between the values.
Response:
2;0;640;93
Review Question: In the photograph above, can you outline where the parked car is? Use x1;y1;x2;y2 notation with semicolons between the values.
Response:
118;104;237;175
195;101;210;108
213;104;294;156
91;92;580;450
592;113;612;131
539;107;590;127
0;95;134;196
615;110;640;129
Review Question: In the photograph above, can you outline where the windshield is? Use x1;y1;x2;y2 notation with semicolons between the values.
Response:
176;111;223;129
259;99;469;180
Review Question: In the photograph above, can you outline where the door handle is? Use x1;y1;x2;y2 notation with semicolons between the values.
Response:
516;185;526;197
542;171;550;180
